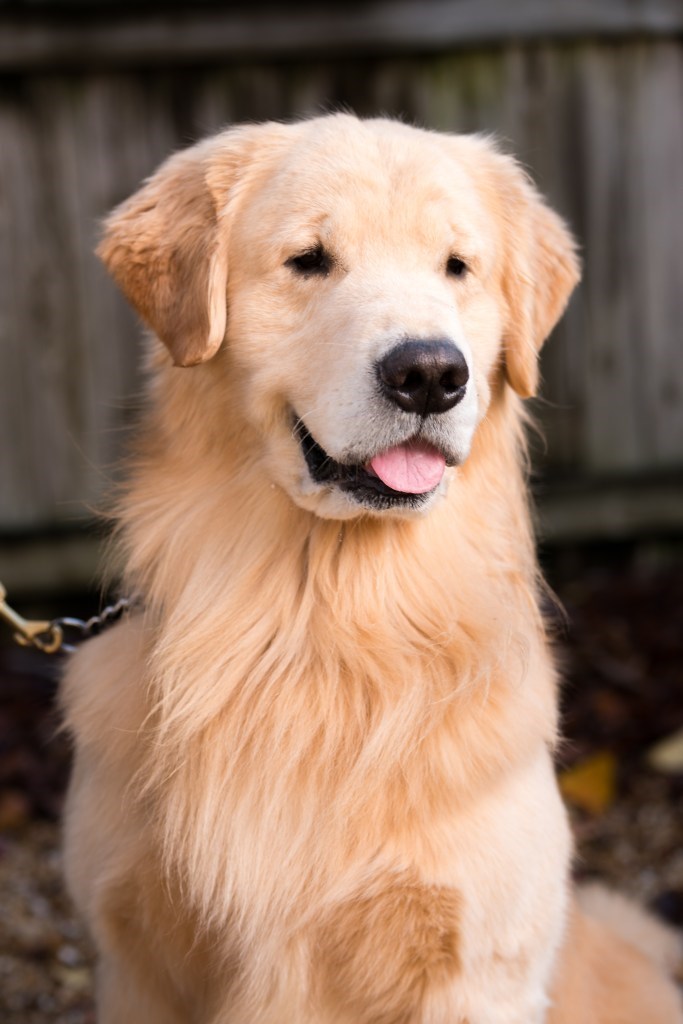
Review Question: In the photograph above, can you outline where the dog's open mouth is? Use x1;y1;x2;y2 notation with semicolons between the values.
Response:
295;420;447;510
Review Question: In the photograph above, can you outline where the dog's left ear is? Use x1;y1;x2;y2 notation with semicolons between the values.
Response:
493;155;581;398
97;125;288;367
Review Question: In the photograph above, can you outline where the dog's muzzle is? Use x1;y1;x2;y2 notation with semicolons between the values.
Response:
295;420;449;512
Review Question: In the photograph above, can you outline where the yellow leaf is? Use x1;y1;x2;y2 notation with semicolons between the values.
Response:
559;751;617;815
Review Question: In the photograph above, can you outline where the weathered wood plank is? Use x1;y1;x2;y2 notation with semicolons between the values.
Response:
579;46;646;472
0;89;76;528
1;0;683;71
629;43;683;469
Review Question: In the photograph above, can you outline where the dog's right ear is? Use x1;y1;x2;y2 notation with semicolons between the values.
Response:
97;126;286;367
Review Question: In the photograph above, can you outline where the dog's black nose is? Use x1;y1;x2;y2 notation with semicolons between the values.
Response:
377;339;469;415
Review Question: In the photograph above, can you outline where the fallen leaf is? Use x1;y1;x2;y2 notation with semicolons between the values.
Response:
559;750;617;815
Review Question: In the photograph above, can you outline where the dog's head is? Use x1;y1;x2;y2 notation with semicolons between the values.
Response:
99;115;579;520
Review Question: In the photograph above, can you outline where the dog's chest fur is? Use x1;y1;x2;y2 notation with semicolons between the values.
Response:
63;395;569;1023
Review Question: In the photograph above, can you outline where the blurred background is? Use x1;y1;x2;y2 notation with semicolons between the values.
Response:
0;1;682;1021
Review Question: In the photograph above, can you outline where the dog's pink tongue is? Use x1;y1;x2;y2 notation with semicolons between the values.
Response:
369;442;445;494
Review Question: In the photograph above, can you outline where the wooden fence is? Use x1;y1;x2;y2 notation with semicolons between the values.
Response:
1;1;682;588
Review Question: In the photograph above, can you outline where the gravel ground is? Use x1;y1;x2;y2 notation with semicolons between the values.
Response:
0;823;94;1024
1;546;681;1021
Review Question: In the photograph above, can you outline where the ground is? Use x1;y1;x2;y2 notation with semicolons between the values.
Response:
0;543;681;1022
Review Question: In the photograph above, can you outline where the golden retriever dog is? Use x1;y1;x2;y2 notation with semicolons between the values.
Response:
61;114;682;1023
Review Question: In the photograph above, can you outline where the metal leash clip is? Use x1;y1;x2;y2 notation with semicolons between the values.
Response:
0;581;134;655
0;581;64;654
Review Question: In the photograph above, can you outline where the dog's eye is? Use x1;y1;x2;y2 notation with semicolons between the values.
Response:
286;245;331;276
446;255;468;278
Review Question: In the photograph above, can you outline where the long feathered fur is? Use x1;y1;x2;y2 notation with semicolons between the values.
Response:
61;115;681;1024
116;359;553;947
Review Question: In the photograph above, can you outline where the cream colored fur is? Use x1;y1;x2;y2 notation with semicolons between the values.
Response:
61;114;682;1023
